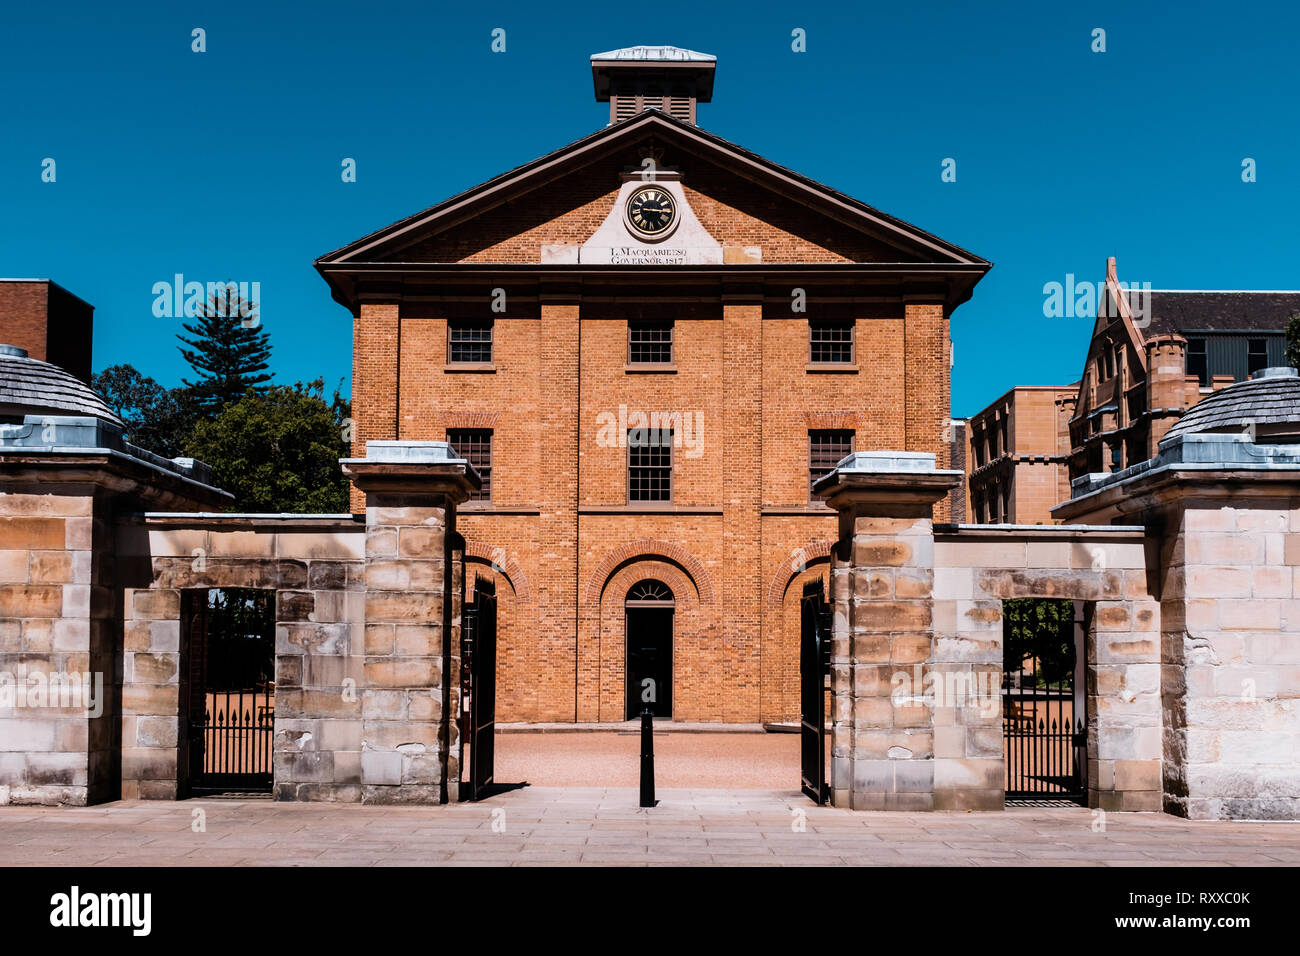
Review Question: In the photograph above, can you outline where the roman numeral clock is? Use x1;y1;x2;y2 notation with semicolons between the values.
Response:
625;186;679;241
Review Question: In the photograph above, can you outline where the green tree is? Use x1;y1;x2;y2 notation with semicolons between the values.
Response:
185;380;351;512
177;286;273;413
1285;312;1300;369
1003;598;1076;686
91;364;201;458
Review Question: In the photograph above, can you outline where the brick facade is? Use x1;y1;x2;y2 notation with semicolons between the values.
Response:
321;111;989;724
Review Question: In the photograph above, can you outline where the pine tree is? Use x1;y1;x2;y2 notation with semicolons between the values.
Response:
177;284;273;412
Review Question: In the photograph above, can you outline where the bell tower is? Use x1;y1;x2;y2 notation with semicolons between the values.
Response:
590;45;716;125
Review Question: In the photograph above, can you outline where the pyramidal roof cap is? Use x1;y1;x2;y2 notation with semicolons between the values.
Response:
590;46;715;62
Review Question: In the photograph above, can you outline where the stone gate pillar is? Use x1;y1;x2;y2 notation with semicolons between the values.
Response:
814;452;961;810
341;441;479;805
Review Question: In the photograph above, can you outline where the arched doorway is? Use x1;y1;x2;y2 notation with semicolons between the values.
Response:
625;579;674;719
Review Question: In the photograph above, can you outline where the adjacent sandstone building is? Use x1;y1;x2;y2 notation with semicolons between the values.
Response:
961;258;1300;523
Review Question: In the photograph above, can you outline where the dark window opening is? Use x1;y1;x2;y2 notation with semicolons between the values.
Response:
809;320;854;364
628;320;674;364
1187;338;1207;386
1248;338;1268;376
448;321;493;364
628;428;673;502
809;429;854;499
448;429;492;501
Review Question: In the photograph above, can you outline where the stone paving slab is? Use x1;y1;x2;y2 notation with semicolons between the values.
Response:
1;787;1298;866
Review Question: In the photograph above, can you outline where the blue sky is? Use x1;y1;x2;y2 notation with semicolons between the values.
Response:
1;0;1295;415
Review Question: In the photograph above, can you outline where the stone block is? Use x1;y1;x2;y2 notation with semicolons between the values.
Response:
853;601;930;632
0;585;62;618
1113;759;1161;791
0;517;65;550
130;588;180;621
851;539;911;568
363;659;442;688
365;591;442;624
277;590;315;623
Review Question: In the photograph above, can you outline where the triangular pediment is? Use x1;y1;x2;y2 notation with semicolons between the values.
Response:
316;112;987;268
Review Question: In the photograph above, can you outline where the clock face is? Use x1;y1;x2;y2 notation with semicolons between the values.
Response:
625;186;678;240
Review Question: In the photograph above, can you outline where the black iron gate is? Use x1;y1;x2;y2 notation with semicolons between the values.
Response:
1003;601;1086;801
461;576;497;800
800;579;831;805
184;589;275;794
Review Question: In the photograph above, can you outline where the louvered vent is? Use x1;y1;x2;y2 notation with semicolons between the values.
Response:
613;96;637;121
593;47;716;126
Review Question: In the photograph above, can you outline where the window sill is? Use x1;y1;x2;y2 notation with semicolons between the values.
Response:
459;505;540;515
806;363;858;373
625;364;677;374
580;505;725;515
445;363;496;373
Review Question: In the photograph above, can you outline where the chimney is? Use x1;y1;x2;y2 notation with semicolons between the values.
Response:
590;45;716;126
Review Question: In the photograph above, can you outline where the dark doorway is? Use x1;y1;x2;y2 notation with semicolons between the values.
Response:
183;588;275;795
1002;598;1087;803
625;579;673;719
460;575;497;801
799;578;831;805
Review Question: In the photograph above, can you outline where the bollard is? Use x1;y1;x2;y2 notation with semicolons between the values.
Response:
639;706;655;808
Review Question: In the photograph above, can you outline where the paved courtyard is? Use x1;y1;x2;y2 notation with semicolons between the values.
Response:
494;728;814;788
1;787;1298;866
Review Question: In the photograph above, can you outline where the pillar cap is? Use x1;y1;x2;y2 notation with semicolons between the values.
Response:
341;441;481;499
813;450;962;509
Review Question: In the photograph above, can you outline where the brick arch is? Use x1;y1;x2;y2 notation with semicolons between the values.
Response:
584;538;716;605
765;539;834;606
465;540;532;603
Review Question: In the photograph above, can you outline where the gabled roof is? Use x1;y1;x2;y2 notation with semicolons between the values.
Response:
1136;291;1300;338
315;110;989;268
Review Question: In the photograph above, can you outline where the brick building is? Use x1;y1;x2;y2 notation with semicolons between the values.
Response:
316;46;991;723
964;385;1077;524
0;280;94;383
961;257;1300;523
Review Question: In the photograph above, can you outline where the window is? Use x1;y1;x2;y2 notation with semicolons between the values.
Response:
809;320;854;364
628;320;673;364
447;429;492;501
1248;338;1268;376
1187;338;1207;386
448;321;493;364
809;429;854;498
628;428;672;502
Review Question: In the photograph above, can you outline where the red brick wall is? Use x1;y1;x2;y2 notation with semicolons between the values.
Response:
347;143;959;722
0;282;50;362
389;149;915;265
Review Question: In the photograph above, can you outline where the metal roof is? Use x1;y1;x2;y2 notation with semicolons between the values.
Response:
590;46;715;62
0;347;122;425
1129;290;1300;338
